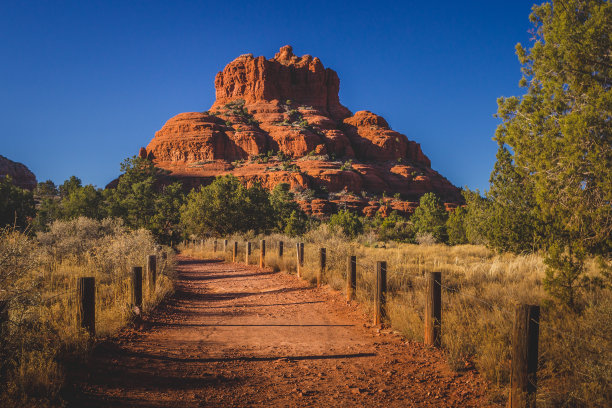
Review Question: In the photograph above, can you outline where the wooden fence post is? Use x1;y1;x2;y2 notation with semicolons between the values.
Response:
213;240;217;252
132;266;143;309
347;255;356;301
296;242;303;277
245;242;251;265
278;241;284;258
375;261;387;326
233;241;238;262
318;248;326;287
299;243;304;275
425;272;442;347
509;304;540;408
224;239;228;252
147;254;157;295
0;300;9;339
260;239;266;268
77;277;95;336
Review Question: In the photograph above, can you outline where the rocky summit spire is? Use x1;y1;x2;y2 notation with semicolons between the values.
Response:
212;45;351;121
141;46;462;217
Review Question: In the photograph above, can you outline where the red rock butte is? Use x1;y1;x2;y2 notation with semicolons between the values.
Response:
143;45;462;217
0;155;37;190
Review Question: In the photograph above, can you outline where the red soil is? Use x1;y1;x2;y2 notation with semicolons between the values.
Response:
64;256;493;407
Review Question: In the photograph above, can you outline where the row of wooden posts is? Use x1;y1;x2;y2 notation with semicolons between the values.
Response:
198;238;540;408
74;253;163;337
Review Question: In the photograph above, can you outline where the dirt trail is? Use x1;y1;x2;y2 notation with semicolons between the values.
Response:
65;256;492;407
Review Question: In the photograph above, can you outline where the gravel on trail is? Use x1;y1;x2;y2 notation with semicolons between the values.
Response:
64;256;493;407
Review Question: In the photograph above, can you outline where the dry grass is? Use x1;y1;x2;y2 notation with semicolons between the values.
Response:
0;218;175;406
186;226;611;407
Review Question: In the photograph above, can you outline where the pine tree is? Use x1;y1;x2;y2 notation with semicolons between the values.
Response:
494;0;611;308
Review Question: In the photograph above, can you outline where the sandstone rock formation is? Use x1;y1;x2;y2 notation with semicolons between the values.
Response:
0;155;37;190
143;46;462;216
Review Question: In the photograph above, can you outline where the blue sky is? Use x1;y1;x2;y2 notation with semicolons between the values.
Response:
0;0;536;192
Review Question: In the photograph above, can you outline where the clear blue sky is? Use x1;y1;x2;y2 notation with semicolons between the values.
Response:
0;0;536;192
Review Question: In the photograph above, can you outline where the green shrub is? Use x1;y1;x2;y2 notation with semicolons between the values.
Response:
329;209;363;238
411;193;448;243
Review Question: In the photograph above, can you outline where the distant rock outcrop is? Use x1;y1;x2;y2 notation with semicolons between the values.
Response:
143;46;462;216
0;155;37;190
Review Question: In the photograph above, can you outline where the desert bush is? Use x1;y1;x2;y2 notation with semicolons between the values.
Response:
0;218;175;406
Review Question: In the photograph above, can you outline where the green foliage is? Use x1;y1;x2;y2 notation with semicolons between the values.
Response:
58;175;82;198
329;209;363;238
339;160;353;171
494;0;611;307
61;184;104;220
461;189;491;245
284;210;309;237
411;193;448;243
180;175;274;237
223;99;259;126
377;211;415;243
485;146;544;253
269;183;308;235
446;206;468;245
103;156;184;243
105;157;159;229
544;243;589;311
150;182;185;244
34;180;57;197
0;176;35;229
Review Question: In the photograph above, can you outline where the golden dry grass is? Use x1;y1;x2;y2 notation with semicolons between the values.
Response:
0;218;175;406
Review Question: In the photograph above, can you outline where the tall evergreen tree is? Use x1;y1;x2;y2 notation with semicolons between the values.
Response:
494;0;611;308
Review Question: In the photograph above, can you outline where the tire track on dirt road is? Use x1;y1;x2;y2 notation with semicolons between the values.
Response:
65;255;493;407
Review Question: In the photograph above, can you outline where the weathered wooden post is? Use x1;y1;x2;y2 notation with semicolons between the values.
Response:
260;239;266;268
213;240;217;253
295;243;301;276
509;304;540;408
297;242;304;277
76;276;95;336
245;242;252;265
0;300;9;339
347;255;356;301
132;266;143;309
233;241;238;262
147;254;157;295
278;241;284;258
375;261;387;326
224;239;228;252
318;248;326;287
424;272;442;347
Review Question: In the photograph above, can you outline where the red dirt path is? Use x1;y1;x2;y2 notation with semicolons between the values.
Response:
64;256;493;407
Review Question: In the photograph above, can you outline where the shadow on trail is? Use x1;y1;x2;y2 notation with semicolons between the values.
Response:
101;345;377;364
202;300;324;309
150;322;355;328
179;270;278;282
171;285;309;303
177;258;222;266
